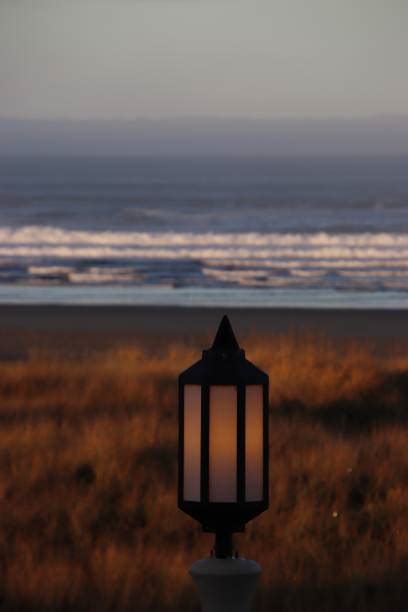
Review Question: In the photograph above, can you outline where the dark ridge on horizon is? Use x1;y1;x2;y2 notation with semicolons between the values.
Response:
1;116;408;157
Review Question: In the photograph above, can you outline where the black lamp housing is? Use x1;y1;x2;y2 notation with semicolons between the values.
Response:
178;315;269;557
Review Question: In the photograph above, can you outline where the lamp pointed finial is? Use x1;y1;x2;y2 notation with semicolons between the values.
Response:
211;315;240;351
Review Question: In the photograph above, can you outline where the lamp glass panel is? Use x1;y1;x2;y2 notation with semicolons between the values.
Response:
183;385;201;501
209;385;237;502
245;385;264;501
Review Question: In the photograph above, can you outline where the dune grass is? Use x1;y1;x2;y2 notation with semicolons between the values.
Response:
0;332;407;611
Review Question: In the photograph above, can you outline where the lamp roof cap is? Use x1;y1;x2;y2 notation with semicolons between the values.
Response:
211;315;240;351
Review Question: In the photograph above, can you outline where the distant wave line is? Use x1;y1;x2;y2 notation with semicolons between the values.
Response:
2;246;408;260
1;226;408;249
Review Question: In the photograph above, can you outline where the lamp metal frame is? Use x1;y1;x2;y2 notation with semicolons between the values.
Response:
178;316;269;547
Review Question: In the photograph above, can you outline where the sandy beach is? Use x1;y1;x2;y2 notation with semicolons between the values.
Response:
0;304;406;366
1;304;408;347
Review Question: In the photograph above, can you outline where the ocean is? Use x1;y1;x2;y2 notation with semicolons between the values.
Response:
0;155;408;308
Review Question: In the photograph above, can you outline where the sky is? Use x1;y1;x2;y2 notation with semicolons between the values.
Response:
0;0;407;120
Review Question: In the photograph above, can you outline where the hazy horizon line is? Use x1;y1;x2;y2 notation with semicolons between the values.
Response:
2;115;408;157
2;114;408;123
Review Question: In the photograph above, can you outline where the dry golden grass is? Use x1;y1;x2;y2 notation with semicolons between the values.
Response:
0;332;407;611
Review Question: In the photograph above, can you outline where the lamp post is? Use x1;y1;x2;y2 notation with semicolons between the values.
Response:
178;315;269;612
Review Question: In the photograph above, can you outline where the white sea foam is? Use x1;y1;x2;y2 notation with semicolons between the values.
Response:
0;225;408;259
1;245;408;262
1;225;408;248
2;226;408;246
0;225;407;291
68;270;138;284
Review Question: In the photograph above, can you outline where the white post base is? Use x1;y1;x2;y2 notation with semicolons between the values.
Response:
190;557;261;612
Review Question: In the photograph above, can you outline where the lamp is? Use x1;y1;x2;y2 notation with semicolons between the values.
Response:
178;315;269;559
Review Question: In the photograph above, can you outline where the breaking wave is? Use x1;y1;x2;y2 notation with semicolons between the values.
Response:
2;226;408;248
0;225;408;291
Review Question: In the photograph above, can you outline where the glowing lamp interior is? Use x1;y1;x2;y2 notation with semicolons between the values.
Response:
209;385;237;502
183;385;201;501
245;385;264;501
